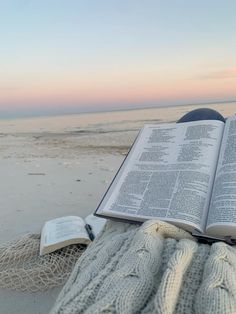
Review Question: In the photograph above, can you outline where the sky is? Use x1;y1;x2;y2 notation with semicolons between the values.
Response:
0;0;236;118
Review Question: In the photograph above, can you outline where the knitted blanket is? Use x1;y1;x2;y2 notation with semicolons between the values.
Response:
51;220;236;314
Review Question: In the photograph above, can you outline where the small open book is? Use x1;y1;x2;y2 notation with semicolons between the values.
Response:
95;115;236;244
40;214;106;255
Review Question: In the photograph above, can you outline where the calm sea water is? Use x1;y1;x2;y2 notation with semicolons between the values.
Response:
0;102;236;135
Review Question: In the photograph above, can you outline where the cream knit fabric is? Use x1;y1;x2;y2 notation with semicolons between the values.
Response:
51;220;236;314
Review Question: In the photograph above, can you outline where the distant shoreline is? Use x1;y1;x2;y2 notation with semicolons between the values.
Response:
1;99;236;121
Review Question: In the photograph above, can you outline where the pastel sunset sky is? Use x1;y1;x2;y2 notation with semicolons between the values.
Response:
0;0;236;117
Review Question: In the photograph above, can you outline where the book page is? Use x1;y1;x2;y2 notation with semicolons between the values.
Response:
97;120;224;232
207;116;236;237
40;216;90;255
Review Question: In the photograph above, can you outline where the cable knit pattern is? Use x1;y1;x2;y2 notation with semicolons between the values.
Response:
51;220;236;314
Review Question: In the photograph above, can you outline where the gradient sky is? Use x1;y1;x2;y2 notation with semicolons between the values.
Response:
0;0;236;117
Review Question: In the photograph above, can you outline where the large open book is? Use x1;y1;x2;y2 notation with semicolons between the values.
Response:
95;116;236;243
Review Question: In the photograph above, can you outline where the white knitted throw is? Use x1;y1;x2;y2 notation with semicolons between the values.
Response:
51;220;236;314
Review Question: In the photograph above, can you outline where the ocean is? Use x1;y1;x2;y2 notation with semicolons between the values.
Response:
0;102;235;158
0;101;236;134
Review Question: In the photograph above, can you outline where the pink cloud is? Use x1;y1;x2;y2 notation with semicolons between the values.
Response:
195;67;236;80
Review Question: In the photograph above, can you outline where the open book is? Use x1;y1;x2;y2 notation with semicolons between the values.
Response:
95;115;236;243
40;214;106;255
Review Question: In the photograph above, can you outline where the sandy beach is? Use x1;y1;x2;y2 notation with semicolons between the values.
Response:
0;102;236;313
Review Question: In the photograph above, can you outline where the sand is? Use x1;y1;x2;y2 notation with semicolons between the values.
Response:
0;102;235;313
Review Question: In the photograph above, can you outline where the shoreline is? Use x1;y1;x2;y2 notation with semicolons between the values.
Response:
1;99;236;121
